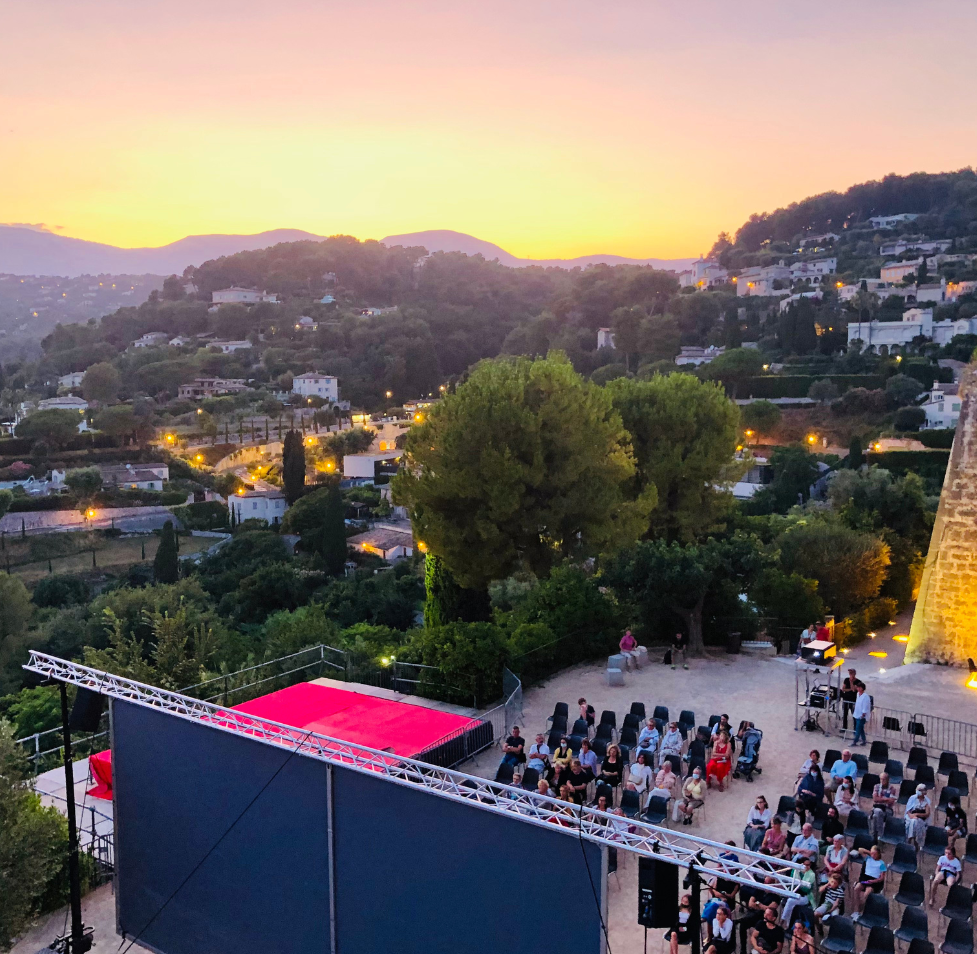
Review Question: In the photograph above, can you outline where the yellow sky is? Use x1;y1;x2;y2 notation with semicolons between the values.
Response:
3;0;977;259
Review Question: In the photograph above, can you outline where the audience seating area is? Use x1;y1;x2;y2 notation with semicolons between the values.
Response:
498;698;977;954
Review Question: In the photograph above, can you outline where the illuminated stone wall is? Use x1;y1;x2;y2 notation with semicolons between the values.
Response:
906;364;977;664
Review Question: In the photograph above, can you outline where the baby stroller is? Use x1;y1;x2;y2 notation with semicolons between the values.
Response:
732;725;763;782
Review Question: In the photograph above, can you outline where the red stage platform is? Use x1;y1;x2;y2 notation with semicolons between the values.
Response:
88;681;485;800
233;682;476;758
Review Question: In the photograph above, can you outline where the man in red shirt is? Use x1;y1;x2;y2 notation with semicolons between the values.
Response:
815;620;830;642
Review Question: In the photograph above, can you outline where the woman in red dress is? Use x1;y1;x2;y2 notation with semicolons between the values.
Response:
707;730;732;791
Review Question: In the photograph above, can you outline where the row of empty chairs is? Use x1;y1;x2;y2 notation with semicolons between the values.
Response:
822;918;973;954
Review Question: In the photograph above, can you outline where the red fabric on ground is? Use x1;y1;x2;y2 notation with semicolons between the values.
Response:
88;749;113;801
232;682;475;757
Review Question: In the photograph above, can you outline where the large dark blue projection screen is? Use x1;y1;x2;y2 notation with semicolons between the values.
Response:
112;700;331;954
111;698;606;954
331;766;605;954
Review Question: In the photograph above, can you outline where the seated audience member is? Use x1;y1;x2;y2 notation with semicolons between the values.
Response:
821;834;848;884
674;767;706;825
578;738;599;774
660;722;684;765
607;806;632;840
637;718;660;759
665;896;693;954
904;784;932;848
552;736;573;770
620;629;638;654
796;750;820;789
566;758;592;805
578;697;595;729
686;734;708;770
744;796;772;852
549;761;569;794
827;750;857;794
750;904;785;954
820;805;844;846
501;726;526;767
536;777;553;799
852;844;886;911
740;877;778;951
796;765;825;814
707;731;733;791
597;744;624;792
869;772;896;841
709;845;740;909
930;845;963;906
833;777;856;819
791;823;819;865
711;714;733;740
790;920;815;954
655;760;679;799
626;752;654;804
705;905;735;954
593;792;611;814
945;795;968;844
814;873;845;924
760;816;788;858
527;733;550;773
782;857;817;928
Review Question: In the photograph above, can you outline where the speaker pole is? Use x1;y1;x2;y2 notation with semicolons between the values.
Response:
59;682;85;954
689;865;702;954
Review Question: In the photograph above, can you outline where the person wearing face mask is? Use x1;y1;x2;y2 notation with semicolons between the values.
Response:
674;767;706;825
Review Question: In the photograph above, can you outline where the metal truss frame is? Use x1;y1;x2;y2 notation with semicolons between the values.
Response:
26;652;804;897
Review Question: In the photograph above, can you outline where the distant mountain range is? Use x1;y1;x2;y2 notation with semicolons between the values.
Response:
0;224;696;278
379;230;696;270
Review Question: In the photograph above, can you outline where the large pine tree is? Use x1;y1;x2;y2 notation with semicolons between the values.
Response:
153;520;179;584
282;430;306;504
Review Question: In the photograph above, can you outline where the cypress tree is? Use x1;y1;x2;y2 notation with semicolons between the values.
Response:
319;483;347;575
282;430;306;504
153;520;179;584
424;554;491;626
848;435;865;470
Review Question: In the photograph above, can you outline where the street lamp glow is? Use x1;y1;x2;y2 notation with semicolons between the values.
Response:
86;508;96;519
385;390;392;399
807;434;817;444
197;408;203;414
195;454;203;462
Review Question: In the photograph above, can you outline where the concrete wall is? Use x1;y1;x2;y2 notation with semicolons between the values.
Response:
907;363;977;664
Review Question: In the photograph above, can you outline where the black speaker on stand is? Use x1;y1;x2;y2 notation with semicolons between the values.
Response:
638;856;679;928
69;687;105;733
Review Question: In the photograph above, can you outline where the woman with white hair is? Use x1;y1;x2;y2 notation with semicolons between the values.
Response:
904;783;931;848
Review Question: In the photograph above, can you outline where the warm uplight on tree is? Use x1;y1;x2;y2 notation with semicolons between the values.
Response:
306;436;315;445
417;541;428;553
414;412;424;422
195;454;203;462
807;434;816;444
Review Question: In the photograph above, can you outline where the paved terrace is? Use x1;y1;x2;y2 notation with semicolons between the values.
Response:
468;609;977;953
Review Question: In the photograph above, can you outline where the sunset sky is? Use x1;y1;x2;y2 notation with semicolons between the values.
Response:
3;0;977;259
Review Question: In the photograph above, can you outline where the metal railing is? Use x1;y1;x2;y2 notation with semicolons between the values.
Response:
412;668;524;769
841;704;977;767
16;643;484;774
23;652;807;898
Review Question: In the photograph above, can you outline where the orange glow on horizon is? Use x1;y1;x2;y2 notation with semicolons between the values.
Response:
4;4;977;261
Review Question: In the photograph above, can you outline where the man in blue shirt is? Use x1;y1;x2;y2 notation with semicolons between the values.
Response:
828;750;857;794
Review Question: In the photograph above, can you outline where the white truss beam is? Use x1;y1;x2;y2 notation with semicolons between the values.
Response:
25;652;804;897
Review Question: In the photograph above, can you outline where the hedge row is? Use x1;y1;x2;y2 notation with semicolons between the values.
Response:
916;429;956;449
741;375;885;399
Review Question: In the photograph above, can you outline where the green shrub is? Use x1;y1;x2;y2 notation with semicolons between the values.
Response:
32;574;90;609
917;428;956;449
740;375;884;399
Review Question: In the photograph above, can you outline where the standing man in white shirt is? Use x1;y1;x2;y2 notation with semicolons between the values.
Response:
852;684;871;746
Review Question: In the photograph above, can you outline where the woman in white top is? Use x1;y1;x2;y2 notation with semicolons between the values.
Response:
930;845;963;906
660;723;684;765
743;796;771;852
834;778;856;818
626;751;654;806
705;906;734;954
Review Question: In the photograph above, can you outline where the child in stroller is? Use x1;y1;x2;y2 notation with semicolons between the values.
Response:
733;723;763;782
